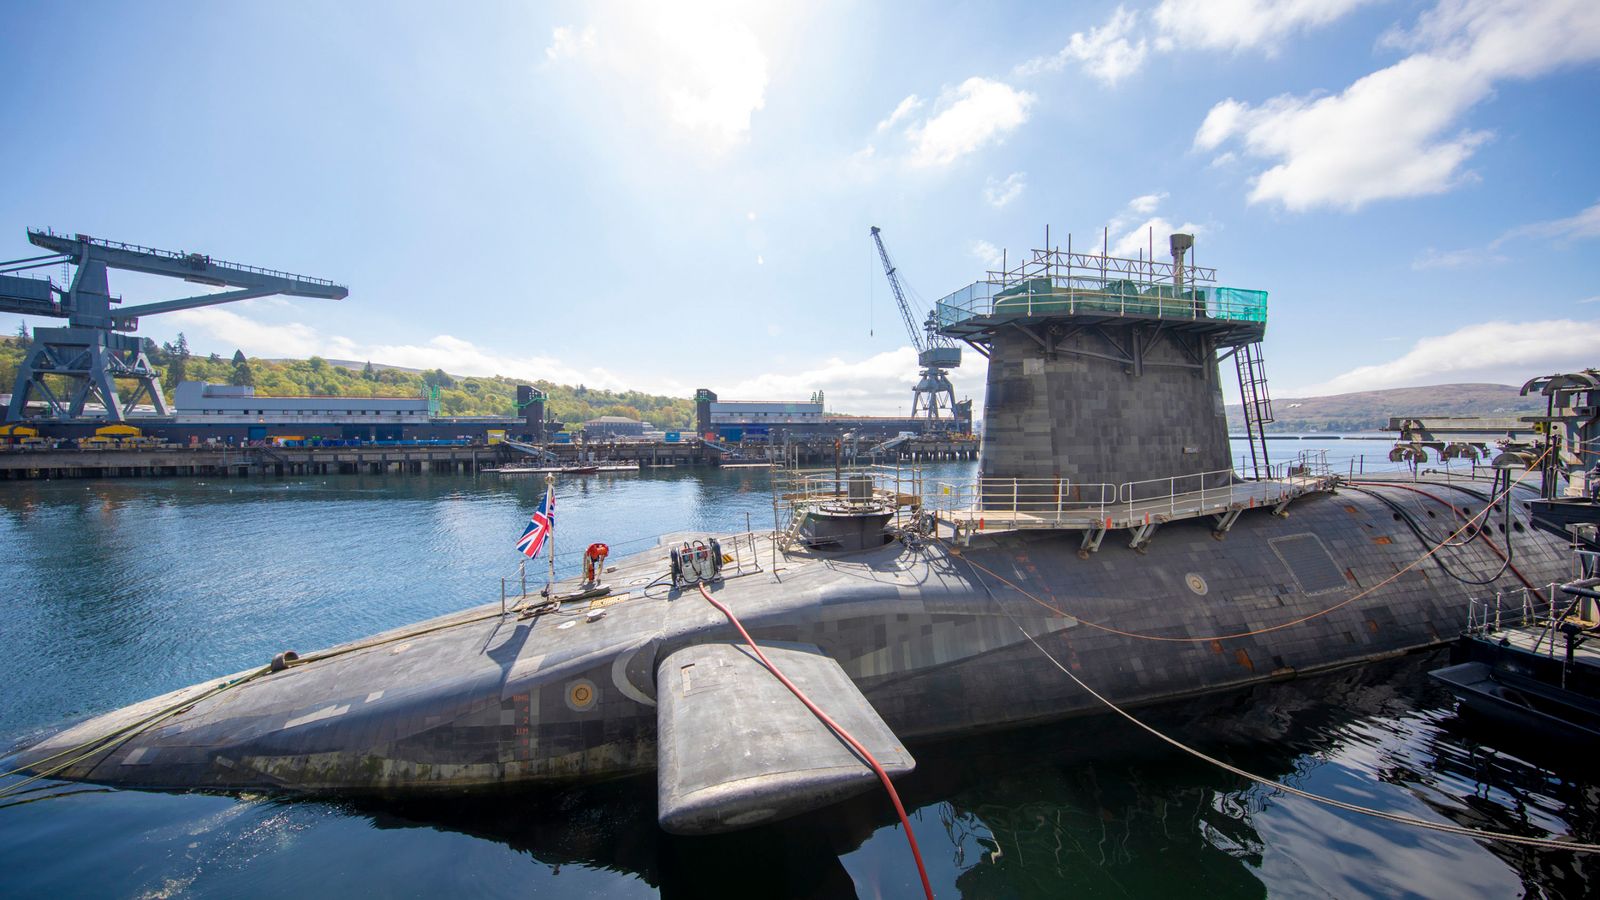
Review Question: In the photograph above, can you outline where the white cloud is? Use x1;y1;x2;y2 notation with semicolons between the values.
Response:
1128;192;1166;215
542;8;770;152
544;25;596;61
1097;193;1202;258
721;347;984;416
167;308;658;393
1579;296;1600;305
984;172;1027;208
1194;0;1600;211
904;77;1035;168
1492;199;1600;247
1408;200;1600;268
1292;319;1600;395
1411;246;1507;270
969;239;1006;268
1110;217;1203;257
876;94;923;132
1154;0;1376;54
1017;6;1148;86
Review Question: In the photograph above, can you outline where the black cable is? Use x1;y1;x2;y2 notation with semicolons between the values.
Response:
1346;485;1512;586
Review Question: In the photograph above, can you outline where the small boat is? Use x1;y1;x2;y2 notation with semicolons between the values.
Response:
1430;661;1600;746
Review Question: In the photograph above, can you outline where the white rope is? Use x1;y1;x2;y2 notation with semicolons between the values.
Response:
993;600;1600;853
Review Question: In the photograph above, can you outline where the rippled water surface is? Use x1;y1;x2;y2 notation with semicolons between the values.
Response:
1;450;1592;898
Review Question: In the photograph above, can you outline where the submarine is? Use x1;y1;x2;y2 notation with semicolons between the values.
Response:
4;233;1576;836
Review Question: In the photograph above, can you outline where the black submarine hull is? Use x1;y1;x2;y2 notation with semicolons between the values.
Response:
6;480;1569;805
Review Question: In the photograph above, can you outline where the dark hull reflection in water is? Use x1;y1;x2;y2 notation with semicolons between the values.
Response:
12;654;1583;898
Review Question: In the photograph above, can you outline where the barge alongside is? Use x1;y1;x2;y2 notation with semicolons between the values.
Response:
5;235;1581;835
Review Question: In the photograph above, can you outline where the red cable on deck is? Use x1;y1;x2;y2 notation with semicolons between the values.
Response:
694;582;935;900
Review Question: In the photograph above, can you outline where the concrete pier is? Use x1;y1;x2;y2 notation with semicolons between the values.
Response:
0;435;981;481
0;445;493;480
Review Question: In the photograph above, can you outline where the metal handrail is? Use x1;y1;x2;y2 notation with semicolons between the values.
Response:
1116;467;1239;514
935;469;1259;525
1463;583;1562;642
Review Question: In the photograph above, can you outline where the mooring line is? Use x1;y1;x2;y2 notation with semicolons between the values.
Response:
989;600;1600;853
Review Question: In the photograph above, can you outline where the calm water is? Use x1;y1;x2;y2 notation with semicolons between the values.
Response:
1;444;1591;898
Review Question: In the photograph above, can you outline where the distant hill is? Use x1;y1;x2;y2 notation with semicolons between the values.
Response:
1226;383;1541;433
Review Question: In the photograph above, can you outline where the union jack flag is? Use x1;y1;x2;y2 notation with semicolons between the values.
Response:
516;487;555;559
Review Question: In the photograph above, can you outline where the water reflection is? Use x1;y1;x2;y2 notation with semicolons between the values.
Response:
99;653;1578;898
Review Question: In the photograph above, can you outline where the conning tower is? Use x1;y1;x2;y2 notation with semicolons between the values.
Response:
935;231;1272;503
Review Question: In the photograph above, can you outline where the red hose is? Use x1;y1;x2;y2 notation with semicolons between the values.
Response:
694;583;936;900
1348;481;1538;592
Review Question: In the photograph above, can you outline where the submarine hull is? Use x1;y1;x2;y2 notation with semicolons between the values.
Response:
6;480;1570;799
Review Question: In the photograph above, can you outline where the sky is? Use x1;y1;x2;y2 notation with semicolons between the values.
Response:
1;0;1597;415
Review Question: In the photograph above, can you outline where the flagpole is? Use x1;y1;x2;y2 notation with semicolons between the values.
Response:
545;473;557;594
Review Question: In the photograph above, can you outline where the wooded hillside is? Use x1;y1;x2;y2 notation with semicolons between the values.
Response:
0;333;696;428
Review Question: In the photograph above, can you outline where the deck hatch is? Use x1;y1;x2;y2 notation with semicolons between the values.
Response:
1268;533;1347;595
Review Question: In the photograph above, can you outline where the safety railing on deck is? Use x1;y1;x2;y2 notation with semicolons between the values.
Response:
932;478;1120;521
772;463;925;545
929;452;1333;531
1262;449;1334;481
1465;583;1564;642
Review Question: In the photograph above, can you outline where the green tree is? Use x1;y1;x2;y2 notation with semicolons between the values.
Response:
362;360;375;380
230;358;255;387
163;332;191;384
14;322;28;348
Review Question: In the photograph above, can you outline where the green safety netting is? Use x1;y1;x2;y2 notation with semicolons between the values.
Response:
955;278;1269;324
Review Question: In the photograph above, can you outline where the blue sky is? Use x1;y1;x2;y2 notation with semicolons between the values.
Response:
1;0;1596;414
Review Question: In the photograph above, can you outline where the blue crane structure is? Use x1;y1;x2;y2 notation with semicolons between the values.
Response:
0;228;347;423
869;226;960;424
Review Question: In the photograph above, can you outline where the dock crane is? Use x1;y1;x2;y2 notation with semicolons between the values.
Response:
869;226;960;424
0;228;347;422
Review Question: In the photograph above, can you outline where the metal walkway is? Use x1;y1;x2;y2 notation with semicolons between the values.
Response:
931;454;1336;551
938;474;1327;531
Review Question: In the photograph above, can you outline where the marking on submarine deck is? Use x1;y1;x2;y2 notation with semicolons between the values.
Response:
121;747;151;765
613;642;657;707
365;691;384;703
283;704;350;729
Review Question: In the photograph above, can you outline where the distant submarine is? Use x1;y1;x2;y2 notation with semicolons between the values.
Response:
6;233;1571;835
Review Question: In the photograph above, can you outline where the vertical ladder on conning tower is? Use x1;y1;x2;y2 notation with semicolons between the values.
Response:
1235;342;1274;480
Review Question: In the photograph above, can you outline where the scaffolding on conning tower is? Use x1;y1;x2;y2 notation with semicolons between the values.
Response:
934;227;1277;479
